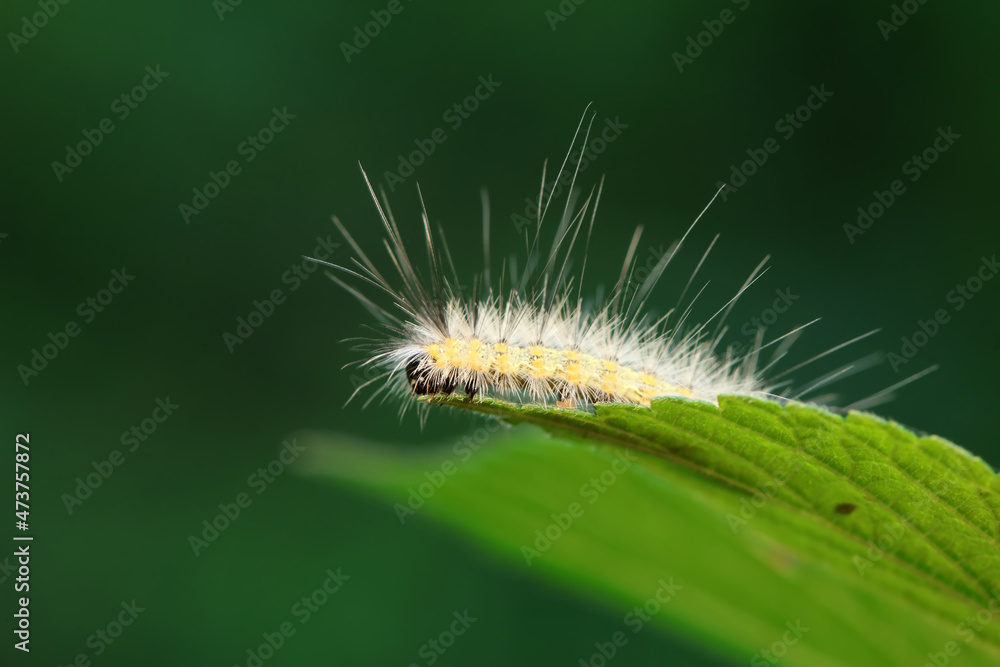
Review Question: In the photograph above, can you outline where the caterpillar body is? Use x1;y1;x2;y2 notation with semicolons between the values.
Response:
316;110;912;420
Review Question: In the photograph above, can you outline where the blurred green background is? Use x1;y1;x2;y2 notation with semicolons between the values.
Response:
2;1;998;665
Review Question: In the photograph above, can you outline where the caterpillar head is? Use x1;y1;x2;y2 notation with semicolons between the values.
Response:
404;355;456;397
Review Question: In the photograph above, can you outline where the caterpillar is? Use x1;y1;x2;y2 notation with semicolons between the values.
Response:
314;109;929;420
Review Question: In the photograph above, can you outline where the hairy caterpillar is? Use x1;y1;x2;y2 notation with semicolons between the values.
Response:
313;109;929;420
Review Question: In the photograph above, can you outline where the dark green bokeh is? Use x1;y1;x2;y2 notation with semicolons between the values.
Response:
2;1;998;665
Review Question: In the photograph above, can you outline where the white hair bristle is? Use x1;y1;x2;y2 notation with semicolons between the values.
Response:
311;108;928;422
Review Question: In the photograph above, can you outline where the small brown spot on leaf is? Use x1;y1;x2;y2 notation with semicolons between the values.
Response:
835;503;857;515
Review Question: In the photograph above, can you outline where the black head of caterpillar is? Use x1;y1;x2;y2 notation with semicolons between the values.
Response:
405;355;481;399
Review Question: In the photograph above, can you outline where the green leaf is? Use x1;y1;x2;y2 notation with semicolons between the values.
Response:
298;396;1000;666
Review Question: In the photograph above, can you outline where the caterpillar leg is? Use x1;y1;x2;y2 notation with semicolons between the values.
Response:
555;389;575;409
464;378;479;401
